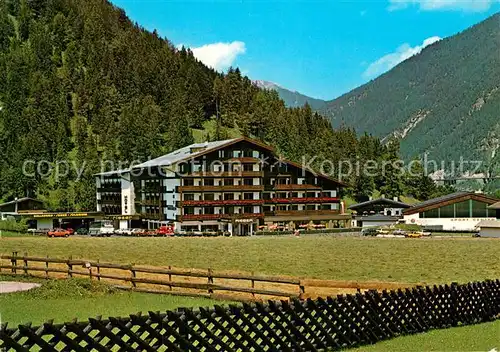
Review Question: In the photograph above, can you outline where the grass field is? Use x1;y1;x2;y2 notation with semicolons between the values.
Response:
1;235;499;284
354;320;500;351
0;275;224;325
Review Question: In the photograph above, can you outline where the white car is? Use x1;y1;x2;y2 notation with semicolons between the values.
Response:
88;221;115;237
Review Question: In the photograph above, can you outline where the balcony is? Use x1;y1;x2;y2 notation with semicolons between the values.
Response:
265;197;339;204
224;157;261;163
135;199;163;207
178;185;264;192
177;213;264;222
180;199;264;207
274;184;321;190
139;213;163;220
97;187;121;192
97;199;121;205
184;171;263;178
265;210;340;217
137;186;167;193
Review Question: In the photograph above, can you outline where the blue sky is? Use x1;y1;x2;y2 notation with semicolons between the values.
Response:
110;0;500;100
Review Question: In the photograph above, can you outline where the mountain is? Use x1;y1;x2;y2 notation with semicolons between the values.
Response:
1;0;390;208
254;80;327;110
320;13;500;172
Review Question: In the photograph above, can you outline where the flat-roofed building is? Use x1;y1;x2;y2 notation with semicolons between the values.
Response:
403;192;499;231
95;137;350;234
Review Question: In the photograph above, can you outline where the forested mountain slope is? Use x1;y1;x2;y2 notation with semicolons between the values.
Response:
321;13;500;171
3;0;426;210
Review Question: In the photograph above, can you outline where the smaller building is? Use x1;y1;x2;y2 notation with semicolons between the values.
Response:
475;220;500;238
403;192;499;231
488;201;500;219
0;197;104;231
349;198;410;228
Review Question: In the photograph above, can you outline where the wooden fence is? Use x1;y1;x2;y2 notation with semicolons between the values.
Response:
0;279;499;351
0;252;416;301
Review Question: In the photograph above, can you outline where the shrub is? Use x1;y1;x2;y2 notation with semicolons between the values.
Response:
0;218;28;233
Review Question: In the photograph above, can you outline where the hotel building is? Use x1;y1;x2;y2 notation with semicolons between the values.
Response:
95;137;350;234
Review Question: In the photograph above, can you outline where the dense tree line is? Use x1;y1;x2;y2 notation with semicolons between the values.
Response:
0;0;450;211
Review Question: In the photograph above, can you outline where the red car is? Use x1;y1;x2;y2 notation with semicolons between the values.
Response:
47;228;71;238
156;225;174;236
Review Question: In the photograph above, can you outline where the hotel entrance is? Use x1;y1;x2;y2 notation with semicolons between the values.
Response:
232;218;257;236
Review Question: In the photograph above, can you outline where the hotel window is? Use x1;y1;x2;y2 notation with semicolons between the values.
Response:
218;150;225;158
204;194;215;201
204;207;215;215
321;204;332;210
277;192;287;199
306;205;316;211
252;150;260;158
224;178;234;186
243;178;253;186
184;207;195;215
244;193;254;200
204;179;214;186
233;150;242;158
306;192;316;198
243;164;254;171
224;193;234;200
263;192;271;200
184;194;195;201
291;192;298;198
183;179;194;186
277;205;287;211
291;205;299;211
243;206;253;213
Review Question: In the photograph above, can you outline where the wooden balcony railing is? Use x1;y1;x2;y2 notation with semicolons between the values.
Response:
224;157;261;163
265;210;340;217
184;171;263;178
265;197;339;204
180;199;264;207
178;213;264;222
178;185;264;192
273;184;322;190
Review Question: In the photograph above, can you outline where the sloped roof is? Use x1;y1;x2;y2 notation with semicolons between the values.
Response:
95;137;348;187
133;139;238;169
349;198;410;210
0;197;43;208
404;192;499;215
488;201;500;210
476;220;500;228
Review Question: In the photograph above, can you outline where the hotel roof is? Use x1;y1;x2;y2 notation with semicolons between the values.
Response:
404;192;499;215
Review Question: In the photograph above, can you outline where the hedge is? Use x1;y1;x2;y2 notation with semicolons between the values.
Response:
255;228;362;236
0;218;28;233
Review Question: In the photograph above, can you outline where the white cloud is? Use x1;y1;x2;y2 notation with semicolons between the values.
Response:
190;41;246;71
363;36;441;79
388;0;498;12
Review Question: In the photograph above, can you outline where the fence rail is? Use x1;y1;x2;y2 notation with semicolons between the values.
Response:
0;279;498;351
0;253;417;301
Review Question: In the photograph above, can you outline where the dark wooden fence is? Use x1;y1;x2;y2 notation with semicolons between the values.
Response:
1;279;499;351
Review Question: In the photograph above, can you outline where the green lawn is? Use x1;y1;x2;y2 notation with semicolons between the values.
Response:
1;235;499;284
0;276;224;326
353;320;500;351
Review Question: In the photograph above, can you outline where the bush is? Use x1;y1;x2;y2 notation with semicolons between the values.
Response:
393;223;422;231
0;218;28;233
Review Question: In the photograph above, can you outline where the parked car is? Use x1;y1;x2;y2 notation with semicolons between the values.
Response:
88;221;114;237
361;228;378;236
156;225;174;236
76;228;88;236
393;229;407;236
116;228;133;236
47;228;71;238
405;231;430;238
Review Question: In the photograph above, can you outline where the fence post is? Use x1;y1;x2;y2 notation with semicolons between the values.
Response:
67;255;73;278
23;252;28;275
208;268;214;294
11;251;17;274
168;265;172;291
251;271;255;299
299;280;305;300
45;255;49;279
130;264;136;288
96;259;101;281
